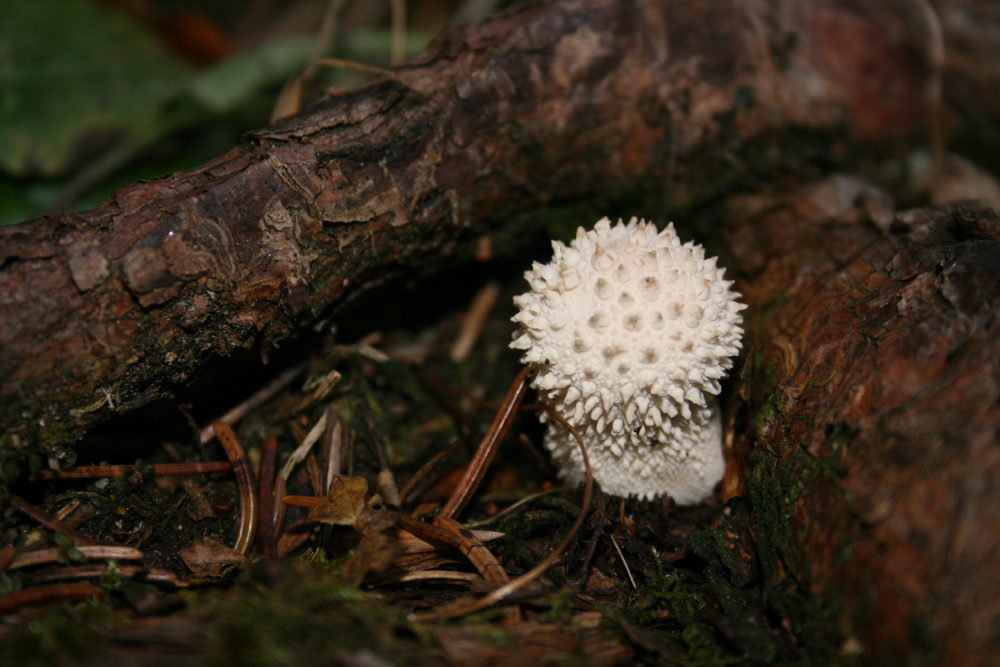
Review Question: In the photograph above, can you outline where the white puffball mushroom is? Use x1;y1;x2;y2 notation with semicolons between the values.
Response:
510;217;746;503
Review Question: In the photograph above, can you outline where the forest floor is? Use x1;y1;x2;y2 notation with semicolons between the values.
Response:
0;250;837;667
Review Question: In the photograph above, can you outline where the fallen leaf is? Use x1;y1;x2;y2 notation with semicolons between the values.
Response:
178;537;244;577
307;474;369;526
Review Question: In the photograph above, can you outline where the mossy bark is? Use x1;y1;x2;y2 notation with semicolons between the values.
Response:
727;187;1000;665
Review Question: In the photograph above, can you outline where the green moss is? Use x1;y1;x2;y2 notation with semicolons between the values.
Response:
189;559;437;667
614;415;859;667
746;444;857;666
0;598;119;666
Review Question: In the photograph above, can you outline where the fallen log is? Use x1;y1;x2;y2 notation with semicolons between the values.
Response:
727;183;1000;665
0;0;935;475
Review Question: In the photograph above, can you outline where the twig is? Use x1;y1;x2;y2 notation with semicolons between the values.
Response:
450;282;500;363
390;0;407;67
272;473;289;545
33;461;232;480
54;499;81;521
10;545;144;570
610;534;636;589
306;451;324;497
257;434;279;558
394;519;503;555
198;365;304;445
281;495;325;509
313;58;397;80
272;0;348;121
9;495;101;546
398;434;472;503
396;517;505;564
409;402;593;622
438;369;529;520
381;570;480;584
324;413;344;491
435;517;508;584
306;0;348;78
280;410;329;481
27;564;188;588
294;369;343;415
463;487;567;528
212;422;258;556
0;582;104;614
284;500;502;556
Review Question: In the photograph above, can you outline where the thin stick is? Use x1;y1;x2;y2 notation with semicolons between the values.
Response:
437;369;528;520
282;502;502;557
450;282;500;362
436;517;508;584
280;410;329;481
282;495;325;509
324;414;344;491
410;404;593;622
27;564;188;588
54;499;81;522
307;0;349;75
10;545;144;570
0;582;104;614
314;58;396;79
389;0;407;67
463;487;566;528
9;495;101;546
199;365;303;445
33;461;232;480
257;434;279;558
272;473;289;540
212;422;258;556
398;433;472;503
610;534;636;589
293;369;342;415
383;570;480;584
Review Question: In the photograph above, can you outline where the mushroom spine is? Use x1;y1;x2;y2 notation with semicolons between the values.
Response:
510;217;745;503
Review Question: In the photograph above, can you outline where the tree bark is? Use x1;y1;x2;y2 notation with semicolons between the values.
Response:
0;0;934;470
727;184;1000;665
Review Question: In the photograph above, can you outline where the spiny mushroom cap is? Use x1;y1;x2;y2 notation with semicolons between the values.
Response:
510;217;745;502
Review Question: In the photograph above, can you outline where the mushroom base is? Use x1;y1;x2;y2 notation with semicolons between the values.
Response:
542;402;725;504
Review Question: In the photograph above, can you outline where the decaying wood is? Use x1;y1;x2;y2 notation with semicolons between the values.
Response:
727;183;1000;665
0;0;936;472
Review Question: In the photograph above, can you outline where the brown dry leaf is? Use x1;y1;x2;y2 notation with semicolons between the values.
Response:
307;474;369;526
343;531;406;586
353;498;398;535
178;536;244;577
341;495;404;586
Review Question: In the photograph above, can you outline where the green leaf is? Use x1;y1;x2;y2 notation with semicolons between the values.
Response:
186;36;315;115
0;0;189;177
